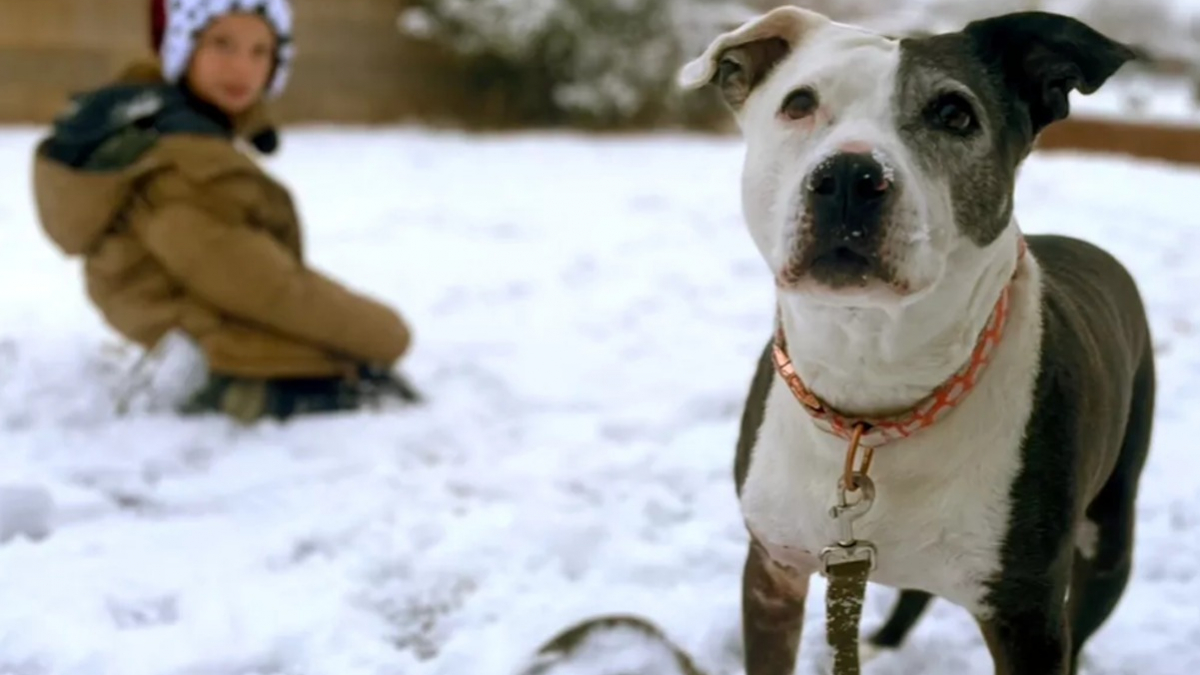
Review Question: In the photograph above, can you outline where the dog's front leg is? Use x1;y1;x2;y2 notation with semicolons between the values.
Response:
742;540;811;675
977;597;1071;675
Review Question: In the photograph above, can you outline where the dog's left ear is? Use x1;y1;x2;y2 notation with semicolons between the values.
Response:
678;7;829;110
963;11;1138;136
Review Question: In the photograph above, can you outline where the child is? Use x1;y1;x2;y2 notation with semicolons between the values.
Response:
33;0;419;422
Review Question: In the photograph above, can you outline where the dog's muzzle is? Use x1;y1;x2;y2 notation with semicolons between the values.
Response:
796;151;894;288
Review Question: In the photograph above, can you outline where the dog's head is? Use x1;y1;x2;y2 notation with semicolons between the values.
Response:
680;9;1135;306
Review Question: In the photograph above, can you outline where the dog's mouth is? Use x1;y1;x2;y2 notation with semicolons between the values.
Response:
779;242;892;292
811;246;873;282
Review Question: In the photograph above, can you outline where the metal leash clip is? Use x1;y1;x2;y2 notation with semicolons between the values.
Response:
820;474;878;574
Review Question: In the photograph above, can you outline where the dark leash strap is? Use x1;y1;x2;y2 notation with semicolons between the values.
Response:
819;454;878;675
519;614;707;675
825;558;872;675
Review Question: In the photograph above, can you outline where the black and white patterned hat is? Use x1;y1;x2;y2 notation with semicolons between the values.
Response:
151;0;294;98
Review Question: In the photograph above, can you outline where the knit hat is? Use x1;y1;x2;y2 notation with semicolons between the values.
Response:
149;0;295;99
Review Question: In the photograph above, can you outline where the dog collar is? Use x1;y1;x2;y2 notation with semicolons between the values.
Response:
771;236;1028;450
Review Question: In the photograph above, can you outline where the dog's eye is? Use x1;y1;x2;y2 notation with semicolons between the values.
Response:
928;93;976;133
781;87;819;120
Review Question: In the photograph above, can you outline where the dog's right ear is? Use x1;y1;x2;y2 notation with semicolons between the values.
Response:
678;7;829;110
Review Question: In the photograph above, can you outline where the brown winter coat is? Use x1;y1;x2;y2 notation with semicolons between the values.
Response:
33;62;411;379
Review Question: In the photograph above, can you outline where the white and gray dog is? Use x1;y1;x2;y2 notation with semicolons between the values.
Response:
521;8;1155;675
676;7;1153;675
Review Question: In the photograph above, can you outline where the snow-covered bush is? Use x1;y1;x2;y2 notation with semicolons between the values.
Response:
398;0;1200;128
868;0;1187;62
398;0;750;128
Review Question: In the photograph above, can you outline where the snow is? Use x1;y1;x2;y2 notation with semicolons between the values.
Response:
0;486;53;544
1;126;1199;675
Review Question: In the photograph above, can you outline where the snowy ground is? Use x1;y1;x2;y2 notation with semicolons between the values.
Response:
1;126;1198;675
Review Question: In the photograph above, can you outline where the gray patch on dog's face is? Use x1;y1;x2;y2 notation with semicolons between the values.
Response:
892;13;1136;248
893;34;1031;247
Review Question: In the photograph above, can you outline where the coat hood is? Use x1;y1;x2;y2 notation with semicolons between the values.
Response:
33;60;279;256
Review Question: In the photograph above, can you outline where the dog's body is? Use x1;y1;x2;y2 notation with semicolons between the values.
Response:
679;9;1154;674
734;235;1153;673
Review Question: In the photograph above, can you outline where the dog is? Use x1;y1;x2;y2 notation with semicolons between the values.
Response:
677;8;1154;675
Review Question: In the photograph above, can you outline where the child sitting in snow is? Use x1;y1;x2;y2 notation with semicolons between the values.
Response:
32;0;420;422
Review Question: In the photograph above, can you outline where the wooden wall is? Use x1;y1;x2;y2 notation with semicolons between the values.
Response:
4;0;1200;167
1040;117;1200;166
0;0;468;124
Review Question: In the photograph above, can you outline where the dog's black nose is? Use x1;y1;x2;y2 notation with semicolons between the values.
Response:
799;152;893;287
807;152;891;237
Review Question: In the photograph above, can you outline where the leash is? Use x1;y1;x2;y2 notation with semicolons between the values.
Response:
771;238;1027;674
519;614;708;675
819;424;876;675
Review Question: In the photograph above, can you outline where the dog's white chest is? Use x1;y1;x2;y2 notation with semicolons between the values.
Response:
740;272;1043;614
741;419;1018;612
